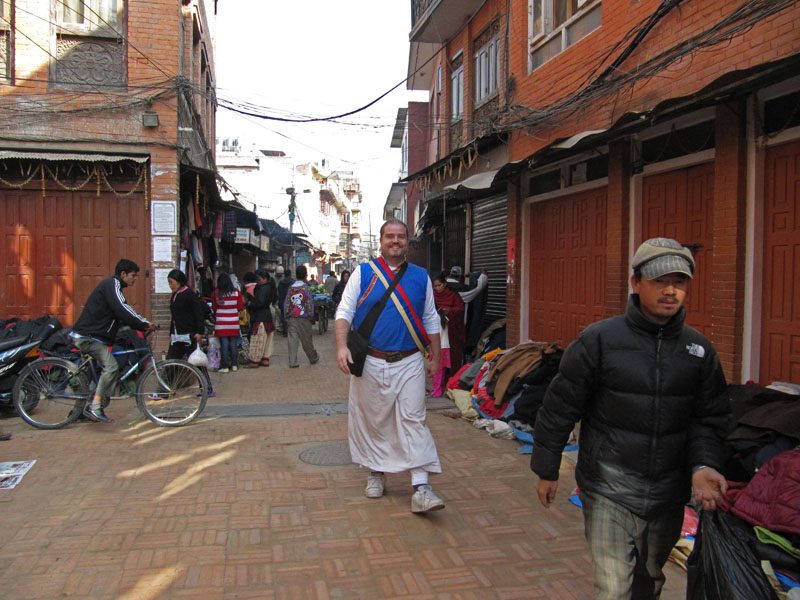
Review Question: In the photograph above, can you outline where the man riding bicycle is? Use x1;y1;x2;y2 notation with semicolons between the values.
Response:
70;259;155;423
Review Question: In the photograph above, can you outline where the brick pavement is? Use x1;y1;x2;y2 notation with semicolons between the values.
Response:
0;329;688;599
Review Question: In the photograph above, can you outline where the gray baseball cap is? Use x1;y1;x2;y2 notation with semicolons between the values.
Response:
632;238;695;279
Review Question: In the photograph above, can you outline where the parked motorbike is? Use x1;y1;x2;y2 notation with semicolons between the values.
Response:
0;322;59;413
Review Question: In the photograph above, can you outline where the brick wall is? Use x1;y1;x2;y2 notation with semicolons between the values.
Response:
507;0;800;161
0;0;217;322
606;140;631;317
711;101;747;381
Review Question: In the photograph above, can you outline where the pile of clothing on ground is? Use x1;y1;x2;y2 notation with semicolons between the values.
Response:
445;336;799;596
670;383;800;599
446;341;565;448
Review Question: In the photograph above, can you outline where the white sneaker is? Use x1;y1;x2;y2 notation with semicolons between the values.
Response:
411;485;445;513
364;472;385;499
218;368;229;373
231;366;239;372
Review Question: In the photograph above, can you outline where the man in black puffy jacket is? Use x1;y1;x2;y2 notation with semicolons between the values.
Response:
531;238;729;600
71;259;154;423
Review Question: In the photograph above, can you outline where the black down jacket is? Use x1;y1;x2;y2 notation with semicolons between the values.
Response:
247;281;276;324
72;276;151;344
531;295;729;519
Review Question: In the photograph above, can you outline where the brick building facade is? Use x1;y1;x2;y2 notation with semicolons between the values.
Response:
0;0;219;330
405;0;800;385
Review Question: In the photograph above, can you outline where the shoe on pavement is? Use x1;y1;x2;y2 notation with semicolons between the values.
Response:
218;368;230;373
0;432;11;441
207;390;216;398
289;365;299;369
83;404;113;423
231;366;239;372
365;473;385;499
411;485;444;513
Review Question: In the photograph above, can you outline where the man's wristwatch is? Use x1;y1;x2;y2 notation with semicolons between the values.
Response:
692;464;710;473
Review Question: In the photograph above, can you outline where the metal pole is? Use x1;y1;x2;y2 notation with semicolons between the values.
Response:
288;188;297;274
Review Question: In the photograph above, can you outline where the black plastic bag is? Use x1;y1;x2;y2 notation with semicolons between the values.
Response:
686;509;778;600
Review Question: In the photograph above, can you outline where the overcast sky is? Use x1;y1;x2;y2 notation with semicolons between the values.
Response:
213;1;426;231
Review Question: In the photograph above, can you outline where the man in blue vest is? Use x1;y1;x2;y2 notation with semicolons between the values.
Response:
334;219;444;513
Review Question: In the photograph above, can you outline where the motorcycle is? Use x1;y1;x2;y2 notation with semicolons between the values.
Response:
0;321;59;413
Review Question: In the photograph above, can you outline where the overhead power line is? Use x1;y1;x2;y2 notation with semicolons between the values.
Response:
215;49;439;123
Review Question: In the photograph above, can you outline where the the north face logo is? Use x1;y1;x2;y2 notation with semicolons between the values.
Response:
687;343;705;358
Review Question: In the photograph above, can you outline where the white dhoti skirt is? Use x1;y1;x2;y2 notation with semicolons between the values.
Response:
348;352;442;475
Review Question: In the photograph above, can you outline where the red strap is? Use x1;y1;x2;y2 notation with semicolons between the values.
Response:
375;257;430;346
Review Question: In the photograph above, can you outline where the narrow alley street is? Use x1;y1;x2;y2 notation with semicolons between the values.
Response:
0;329;688;599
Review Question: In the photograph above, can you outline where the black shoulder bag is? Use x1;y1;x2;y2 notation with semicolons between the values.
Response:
346;262;408;376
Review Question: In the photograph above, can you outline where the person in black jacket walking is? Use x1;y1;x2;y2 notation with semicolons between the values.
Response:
531;238;730;600
166;269;214;395
244;269;276;367
71;259;154;423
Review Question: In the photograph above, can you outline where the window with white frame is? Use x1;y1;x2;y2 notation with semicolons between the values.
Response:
451;65;464;121
0;0;12;80
475;37;499;105
530;0;601;71
59;0;121;29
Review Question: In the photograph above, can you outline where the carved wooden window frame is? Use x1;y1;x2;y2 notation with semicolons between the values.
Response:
50;0;127;89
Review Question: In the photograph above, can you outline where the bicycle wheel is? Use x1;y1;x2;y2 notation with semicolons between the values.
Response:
13;358;88;429
136;359;207;427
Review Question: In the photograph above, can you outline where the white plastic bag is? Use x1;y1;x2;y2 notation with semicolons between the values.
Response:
188;347;209;368
270;304;283;331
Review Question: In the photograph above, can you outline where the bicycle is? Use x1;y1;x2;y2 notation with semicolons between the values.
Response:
313;294;331;334
12;330;208;429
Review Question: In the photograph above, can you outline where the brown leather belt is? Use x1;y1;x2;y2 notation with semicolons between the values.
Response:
367;347;419;363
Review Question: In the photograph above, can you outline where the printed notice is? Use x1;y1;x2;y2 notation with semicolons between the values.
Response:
154;268;172;294
153;237;173;262
151;201;177;235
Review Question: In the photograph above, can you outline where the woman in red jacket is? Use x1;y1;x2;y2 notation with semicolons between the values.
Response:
211;273;244;373
432;272;465;397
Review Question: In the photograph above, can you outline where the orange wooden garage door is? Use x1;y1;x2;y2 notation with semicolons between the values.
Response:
761;141;800;385
1;188;149;326
642;162;714;339
528;188;607;346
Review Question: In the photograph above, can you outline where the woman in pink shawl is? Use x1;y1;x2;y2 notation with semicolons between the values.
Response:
432;272;465;397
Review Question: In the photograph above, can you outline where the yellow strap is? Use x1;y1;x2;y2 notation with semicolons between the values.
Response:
368;262;428;356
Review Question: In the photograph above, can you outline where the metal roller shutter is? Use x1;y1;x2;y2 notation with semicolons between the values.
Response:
444;206;466;275
470;195;507;328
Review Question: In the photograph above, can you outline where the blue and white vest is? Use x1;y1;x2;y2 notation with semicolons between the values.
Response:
352;260;429;352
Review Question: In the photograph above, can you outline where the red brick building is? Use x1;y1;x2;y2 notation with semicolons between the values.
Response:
405;0;800;385
386;102;432;268
0;0;220;328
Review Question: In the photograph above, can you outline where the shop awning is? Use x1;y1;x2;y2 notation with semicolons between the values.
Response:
444;169;500;191
0;150;149;162
383;182;406;219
